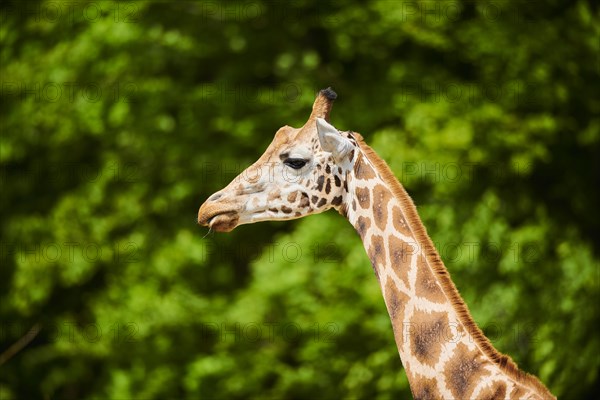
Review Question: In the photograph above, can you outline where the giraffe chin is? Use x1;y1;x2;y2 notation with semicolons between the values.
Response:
207;212;240;232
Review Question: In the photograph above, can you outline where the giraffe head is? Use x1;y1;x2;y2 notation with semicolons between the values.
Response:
198;88;359;232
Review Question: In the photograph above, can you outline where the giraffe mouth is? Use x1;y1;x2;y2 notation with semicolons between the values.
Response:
198;199;241;232
210;213;240;232
203;211;240;232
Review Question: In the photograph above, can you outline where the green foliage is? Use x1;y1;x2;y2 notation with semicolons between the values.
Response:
1;0;598;398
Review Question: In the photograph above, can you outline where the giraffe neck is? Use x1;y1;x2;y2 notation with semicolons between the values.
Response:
340;137;554;399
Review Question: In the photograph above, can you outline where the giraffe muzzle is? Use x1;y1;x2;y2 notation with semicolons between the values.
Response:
197;201;240;232
207;211;239;232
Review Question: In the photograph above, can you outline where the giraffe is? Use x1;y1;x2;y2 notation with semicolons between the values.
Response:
197;88;555;399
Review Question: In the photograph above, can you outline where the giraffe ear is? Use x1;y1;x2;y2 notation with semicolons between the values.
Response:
316;118;353;162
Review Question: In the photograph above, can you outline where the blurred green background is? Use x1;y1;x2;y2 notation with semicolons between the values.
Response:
1;0;599;398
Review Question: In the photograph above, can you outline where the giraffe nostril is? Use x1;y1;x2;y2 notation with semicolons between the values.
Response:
208;192;223;202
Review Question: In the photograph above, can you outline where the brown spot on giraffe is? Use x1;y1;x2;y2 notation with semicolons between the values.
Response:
281;206;293;214
354;153;376;180
367;234;386;279
388;235;412;289
331;196;343;207
347;149;355;163
355;216;371;240
287;191;298;203
311;195;319;205
245;169;260;184
317;198;327;208
445;343;484;399
477;381;507;400
372;184;391;230
343;172;349;192
415;254;446;304
325;178;331;194
352;199;357;211
356;187;370;209
316;175;325;191
384;279;409;321
412;376;440;400
392;205;412;236
384;280;412;357
409;310;449;368
299;192;310;208
334;175;341;187
267;189;281;201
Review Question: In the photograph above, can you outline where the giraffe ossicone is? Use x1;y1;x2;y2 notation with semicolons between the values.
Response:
198;88;555;399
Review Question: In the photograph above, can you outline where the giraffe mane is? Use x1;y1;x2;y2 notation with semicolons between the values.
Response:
352;133;554;398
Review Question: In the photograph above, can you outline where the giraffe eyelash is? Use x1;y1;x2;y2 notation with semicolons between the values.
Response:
283;158;307;169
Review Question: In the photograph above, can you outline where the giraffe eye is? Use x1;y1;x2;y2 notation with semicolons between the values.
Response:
284;158;307;170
